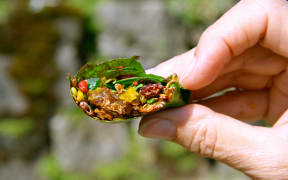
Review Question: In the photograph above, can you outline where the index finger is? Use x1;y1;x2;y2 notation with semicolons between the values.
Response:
149;0;268;90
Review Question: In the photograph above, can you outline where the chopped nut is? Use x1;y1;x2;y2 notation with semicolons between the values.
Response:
140;83;163;98
159;94;168;100
115;83;124;94
94;108;113;120
72;78;77;87
140;95;146;104
79;101;94;116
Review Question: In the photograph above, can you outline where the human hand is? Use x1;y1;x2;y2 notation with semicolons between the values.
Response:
139;0;288;179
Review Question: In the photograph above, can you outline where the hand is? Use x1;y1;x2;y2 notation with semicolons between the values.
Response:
138;0;288;179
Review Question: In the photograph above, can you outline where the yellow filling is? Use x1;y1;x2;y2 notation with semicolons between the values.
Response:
76;90;84;102
119;86;138;103
70;87;78;98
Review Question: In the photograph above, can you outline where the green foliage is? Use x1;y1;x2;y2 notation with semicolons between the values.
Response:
160;141;200;173
39;130;160;180
65;0;101;15
94;132;160;180
0;117;34;138
0;0;11;22
175;154;199;173
39;155;87;180
94;157;158;180
58;106;87;125
165;0;234;27
161;141;187;158
20;79;49;96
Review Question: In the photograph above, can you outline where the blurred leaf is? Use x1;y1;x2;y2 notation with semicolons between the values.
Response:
95;158;131;180
159;141;201;174
0;117;34;138
20;79;48;95
39;155;62;180
94;131;159;180
165;0;234;27
58;107;87;125
175;154;199;173
160;141;187;158
65;0;101;15
95;157;158;180
39;154;87;180
0;0;11;23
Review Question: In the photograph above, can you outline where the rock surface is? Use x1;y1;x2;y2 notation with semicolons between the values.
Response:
0;56;28;115
50;111;129;172
0;159;43;180
97;0;187;69
53;18;81;107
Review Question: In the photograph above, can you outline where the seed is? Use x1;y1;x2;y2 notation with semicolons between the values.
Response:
115;83;124;94
71;87;78;98
72;78;77;87
140;95;146;104
76;90;84;102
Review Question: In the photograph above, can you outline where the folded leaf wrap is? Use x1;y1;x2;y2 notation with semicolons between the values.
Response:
69;56;190;123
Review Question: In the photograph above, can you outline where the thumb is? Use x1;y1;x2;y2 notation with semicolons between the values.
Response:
273;109;288;141
139;104;288;179
139;104;263;159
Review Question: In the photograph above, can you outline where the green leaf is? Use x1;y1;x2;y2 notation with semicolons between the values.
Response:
135;83;144;90
104;81;116;90
147;98;156;105
86;77;101;90
163;82;190;109
116;74;166;89
75;56;145;82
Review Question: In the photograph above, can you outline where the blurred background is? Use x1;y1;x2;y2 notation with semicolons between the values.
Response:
0;0;250;179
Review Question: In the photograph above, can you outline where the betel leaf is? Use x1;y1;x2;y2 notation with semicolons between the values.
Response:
163;83;190;109
86;78;101;90
116;74;167;88
135;84;144;90
75;56;145;82
147;98;156;104
104;81;116;90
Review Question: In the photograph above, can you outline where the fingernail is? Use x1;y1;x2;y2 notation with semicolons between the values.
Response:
139;118;176;140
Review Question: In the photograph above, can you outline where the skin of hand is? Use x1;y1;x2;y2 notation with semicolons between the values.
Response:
138;0;288;179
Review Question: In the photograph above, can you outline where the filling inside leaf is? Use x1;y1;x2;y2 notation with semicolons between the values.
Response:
70;74;179;121
69;56;189;121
